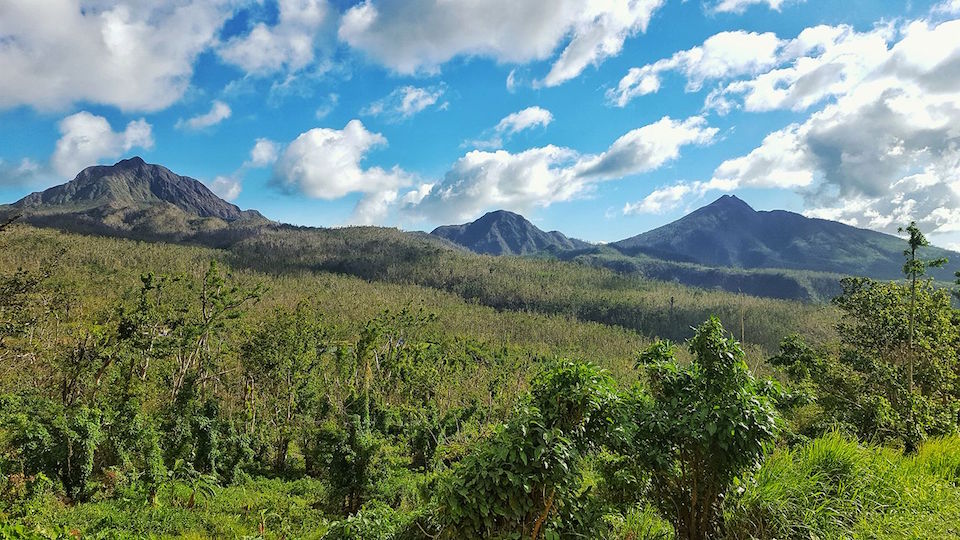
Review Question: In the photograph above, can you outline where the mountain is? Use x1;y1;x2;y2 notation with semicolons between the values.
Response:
431;210;591;255
1;157;267;244
13;157;253;220
611;195;958;281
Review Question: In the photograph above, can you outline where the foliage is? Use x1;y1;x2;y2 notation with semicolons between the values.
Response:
793;277;960;447
726;433;960;539
0;224;957;539
628;318;780;540
438;360;617;539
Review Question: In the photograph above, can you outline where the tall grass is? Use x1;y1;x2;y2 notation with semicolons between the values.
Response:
726;433;960;539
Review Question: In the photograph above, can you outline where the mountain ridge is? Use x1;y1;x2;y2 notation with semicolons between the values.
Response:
3;158;957;302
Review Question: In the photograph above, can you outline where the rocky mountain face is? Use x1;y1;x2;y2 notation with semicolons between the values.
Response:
13;157;251;221
1;157;267;246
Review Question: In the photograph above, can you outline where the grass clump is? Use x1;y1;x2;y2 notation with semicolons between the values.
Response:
726;433;960;539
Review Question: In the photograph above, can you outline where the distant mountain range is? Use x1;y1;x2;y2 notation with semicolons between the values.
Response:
431;210;590;255
3;157;957;302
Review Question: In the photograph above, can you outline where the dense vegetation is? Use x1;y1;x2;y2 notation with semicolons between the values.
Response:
1;222;959;539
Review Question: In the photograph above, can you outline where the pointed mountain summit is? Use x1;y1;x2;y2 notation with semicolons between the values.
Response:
611;195;957;280
431;210;590;255
14;157;250;221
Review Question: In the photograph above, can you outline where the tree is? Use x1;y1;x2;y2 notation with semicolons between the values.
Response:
898;222;947;392
241;304;329;472
438;360;618;539
827;277;959;447
954;270;960;302
629;317;779;540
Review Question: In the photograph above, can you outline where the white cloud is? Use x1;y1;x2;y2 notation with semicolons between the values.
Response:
575;116;718;180
932;0;960;15
506;69;519;92
539;0;666;87
409;115;716;222
495;106;554;135
209;175;242;201
51;112;154;178
315;92;340;119
609;24;894;110
272;119;412;200
339;0;664;86
706;24;894;113
0;0;231;112
469;106;554;149
362;85;446;121
176;100;232;131
352;189;399;225
0;158;47;188
623;183;694;214
609;30;782;106
218;0;330;76
642;18;960;237
248;138;279;167
709;0;795;14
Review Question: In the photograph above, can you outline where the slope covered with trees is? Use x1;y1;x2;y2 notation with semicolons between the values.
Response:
1;217;959;539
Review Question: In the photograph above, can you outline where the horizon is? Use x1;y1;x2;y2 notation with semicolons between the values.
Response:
1;0;959;247
11;154;946;252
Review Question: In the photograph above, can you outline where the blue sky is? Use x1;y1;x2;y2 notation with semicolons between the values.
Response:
2;0;960;247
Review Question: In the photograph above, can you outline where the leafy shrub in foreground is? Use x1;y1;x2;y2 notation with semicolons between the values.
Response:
628;317;780;540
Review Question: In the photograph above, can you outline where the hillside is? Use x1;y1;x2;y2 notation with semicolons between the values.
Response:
431;209;590;255
611;195;958;281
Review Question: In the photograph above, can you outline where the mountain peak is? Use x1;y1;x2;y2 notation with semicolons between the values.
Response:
705;194;755;212
476;209;524;224
14;158;246;221
115;156;146;169
431;210;588;255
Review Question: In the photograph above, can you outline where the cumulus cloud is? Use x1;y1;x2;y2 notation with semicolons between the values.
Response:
709;0;795;14
932;0;960;15
469;106;554;149
51;112;154;178
409;115;716;222
338;0;664;86
272;119;412;200
176;100;232;131
705;24;894;114
576;116;718;179
610;23;893;110
0;0;231;112
633;18;960;236
209;175;242;201
362;85;446;121
609;30;782;107
496;107;554;135
248;138;280;167
218;0;330;75
623;183;694;214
